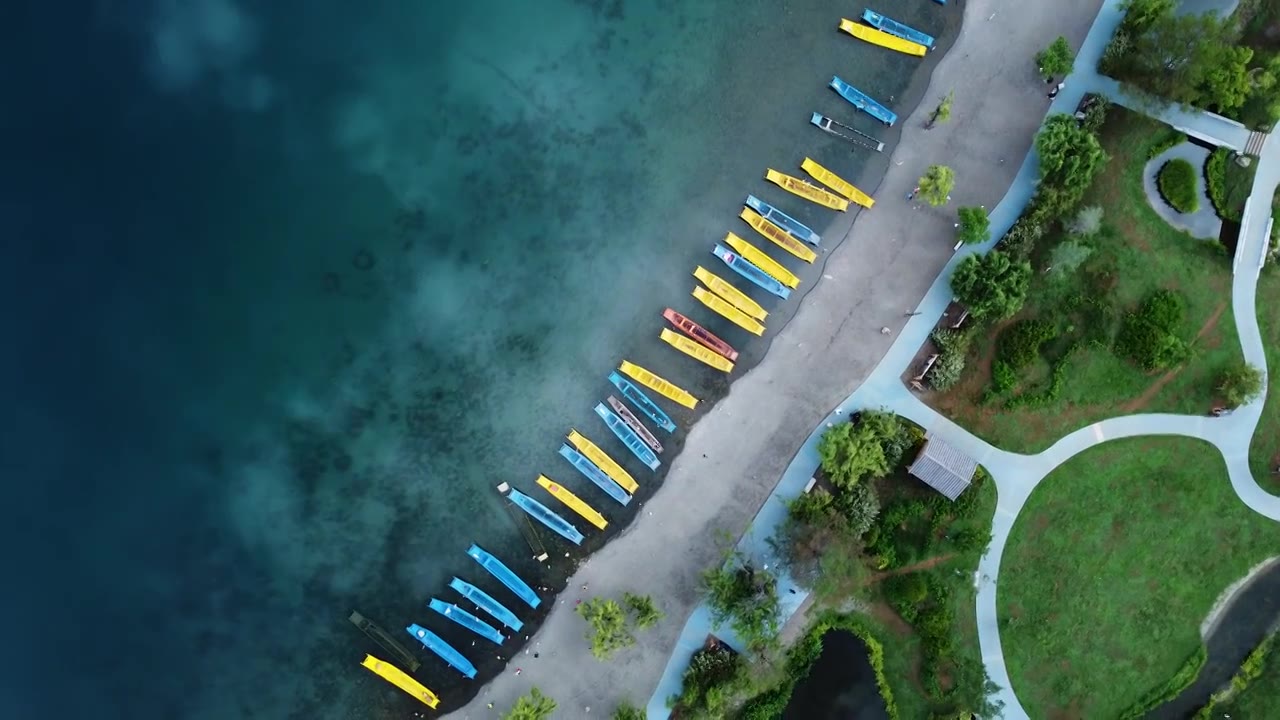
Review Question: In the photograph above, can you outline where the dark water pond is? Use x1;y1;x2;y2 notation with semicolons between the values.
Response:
782;630;891;720
1152;562;1280;719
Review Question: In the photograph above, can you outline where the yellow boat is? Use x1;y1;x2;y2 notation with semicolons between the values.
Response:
839;19;926;57
765;169;849;211
660;329;735;373
800;158;875;208
693;266;768;321
537;475;607;530
360;654;440;709
739;208;817;263
724;233;800;289
567;430;638;494
619;361;699;409
693;286;766;336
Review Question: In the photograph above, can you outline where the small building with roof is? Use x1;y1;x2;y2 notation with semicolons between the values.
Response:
907;432;978;501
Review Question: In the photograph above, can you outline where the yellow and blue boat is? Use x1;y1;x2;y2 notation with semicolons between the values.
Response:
693;266;768;321
693;285;766;336
607;371;677;432
449;577;524;631
660;329;735;373
765;169;850;211
745;195;822;246
504;486;584;545
360;654;440;708
538;474;608;529
619;361;698;409
839;18;926;57
594;402;661;470
862;9;935;49
739;206;817;262
558;443;633;505
723;232;800;289
567;428;640;493
801;158;874;208
713;243;790;299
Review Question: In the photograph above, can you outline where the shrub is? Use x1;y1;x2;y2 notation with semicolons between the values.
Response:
1218;362;1264;408
1048;238;1095;278
929;328;973;392
1158;158;1199;213
998;319;1057;369
832;479;881;537
999;217;1045;261
817;421;889;488
1114;289;1188;371
990;360;1017;395
672;645;750;718
504;687;557;720
1205;147;1229;218
623;593;664;630
957;206;991;245
577;598;635;660
702;561;781;655
918;165;956;206
1145;128;1186;160
950;250;1032;321
1036;36;1076;80
886;572;929;606
1065;205;1104;236
610;701;645;720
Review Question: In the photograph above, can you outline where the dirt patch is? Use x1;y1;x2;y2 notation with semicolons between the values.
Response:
868;553;958;584
868;601;914;638
1048;698;1084;720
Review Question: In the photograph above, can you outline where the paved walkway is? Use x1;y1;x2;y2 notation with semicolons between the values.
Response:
1143;142;1222;239
649;0;1280;717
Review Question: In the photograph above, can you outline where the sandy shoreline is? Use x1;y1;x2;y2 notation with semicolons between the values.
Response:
449;0;1104;716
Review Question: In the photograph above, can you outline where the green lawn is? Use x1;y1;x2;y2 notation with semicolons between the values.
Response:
999;437;1280;718
930;109;1242;453
1249;270;1280;489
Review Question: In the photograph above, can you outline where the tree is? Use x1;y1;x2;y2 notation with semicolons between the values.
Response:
949;250;1032;321
817;421;889;488
917;164;955;206
1219;362;1264;408
957;206;991;245
1119;0;1175;35
1036;36;1076;80
611;701;645;720
927;90;954;128
1035;114;1108;195
623;592;664;629
702;559;781;654
504;687;557;720
1121;12;1254;111
576;598;635;660
1065;205;1104;236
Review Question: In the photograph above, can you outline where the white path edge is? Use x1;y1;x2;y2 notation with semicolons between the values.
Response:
648;0;1280;717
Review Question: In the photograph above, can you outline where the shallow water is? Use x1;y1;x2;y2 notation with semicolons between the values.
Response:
782;630;891;720
1;0;958;716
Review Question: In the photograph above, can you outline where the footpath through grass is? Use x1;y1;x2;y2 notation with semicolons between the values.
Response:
931;109;1241;453
998;437;1280;718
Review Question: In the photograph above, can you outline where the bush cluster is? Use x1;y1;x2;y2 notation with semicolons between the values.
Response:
1205;147;1231;219
1146;128;1186;160
998;319;1057;369
928;328;972;391
670;644;750;718
1114;289;1188;370
1158;158;1199;214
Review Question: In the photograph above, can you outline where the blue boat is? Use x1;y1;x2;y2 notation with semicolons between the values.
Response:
830;76;897;126
405;623;477;679
712;244;790;299
594;402;661;471
429;598;506;645
558;444;632;506
862;9;935;49
467;543;541;608
449;576;524;631
607;371;676;433
505;487;585;545
745;195;821;246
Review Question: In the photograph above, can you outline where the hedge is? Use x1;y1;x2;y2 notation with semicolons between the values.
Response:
1205;148;1231;220
1146;128;1186;160
1193;632;1275;719
1158;158;1199;214
997;319;1056;370
1119;645;1207;719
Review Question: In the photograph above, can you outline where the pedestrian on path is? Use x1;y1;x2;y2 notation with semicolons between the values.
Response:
1048;81;1064;100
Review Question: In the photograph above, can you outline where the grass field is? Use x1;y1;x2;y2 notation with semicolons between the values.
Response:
1249;270;1280;489
998;437;1280;718
929;109;1242;453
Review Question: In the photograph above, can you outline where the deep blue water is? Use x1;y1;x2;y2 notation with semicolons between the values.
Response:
1;0;957;716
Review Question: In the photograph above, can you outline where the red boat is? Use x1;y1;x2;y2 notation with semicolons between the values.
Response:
662;308;739;362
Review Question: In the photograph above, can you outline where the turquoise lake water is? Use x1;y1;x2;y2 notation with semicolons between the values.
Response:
0;0;959;715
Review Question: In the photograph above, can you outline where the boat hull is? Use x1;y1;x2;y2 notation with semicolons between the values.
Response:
430;598;505;645
449;577;524;631
765;168;850;211
745;194;821;246
660;328;735;373
801;157;874;208
839;18;927;56
713;244;790;299
862;8;935;48
692;285;766;336
405;624;477;679
739;207;816;262
361;655;440;708
662;308;738;361
595;402;661;470
607;372;678;431
537;474;608;529
723;233;801;288
507;487;585;544
829;76;897;125
693;266;768;320
559;443;633;505
619;361;699;409
467;543;541;608
606;395;664;452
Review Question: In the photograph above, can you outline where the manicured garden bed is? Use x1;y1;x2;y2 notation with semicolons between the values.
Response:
1158;158;1199;214
998;437;1280;718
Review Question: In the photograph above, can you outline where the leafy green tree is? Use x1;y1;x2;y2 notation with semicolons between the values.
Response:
702;559;781;655
1122;12;1254;111
957;206;991;245
1114;289;1189;370
671;645;750;718
1035;114;1108;212
1119;0;1174;34
504;687;557;720
1036;36;1076;80
611;700;645;720
1219;362;1264;408
1048;238;1094;277
927;91;954;128
622;592;664;629
949;251;1032;321
918;164;955;206
576;598;635;660
817;421;889;488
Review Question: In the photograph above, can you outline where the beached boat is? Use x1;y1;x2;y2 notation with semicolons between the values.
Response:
466;543;541;608
405;624;477;679
660;329;735;373
606;395;664;452
739;207;817;262
537;474;608;530
765;168;850;211
429;598;505;645
663;308;738;361
349;611;422;672
862;8;935;48
723;232;800;289
693;266;768;321
829;76;898;125
619;360;699;409
568;428;641;493
606;371;677;433
449;577;524;631
558;443;633;505
801;158;874;208
838;18;926;57
809;113;885;153
504;486;584;545
360;654;440;709
594;402;661;470
745;195;822;246
713;243;791;299
692;285;766;336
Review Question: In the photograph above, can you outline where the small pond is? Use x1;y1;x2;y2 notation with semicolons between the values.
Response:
782;630;890;720
1153;561;1280;718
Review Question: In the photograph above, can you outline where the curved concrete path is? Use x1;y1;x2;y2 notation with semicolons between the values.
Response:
649;0;1280;716
1144;142;1222;240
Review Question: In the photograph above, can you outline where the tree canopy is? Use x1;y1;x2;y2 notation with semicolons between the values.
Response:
929;90;954;128
918;164;955;206
957;206;991;245
1036;36;1076;80
1219;362;1264;408
1034;114;1108;215
949;250;1032;321
702;559;781;655
1119;11;1254;111
817;419;889;488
